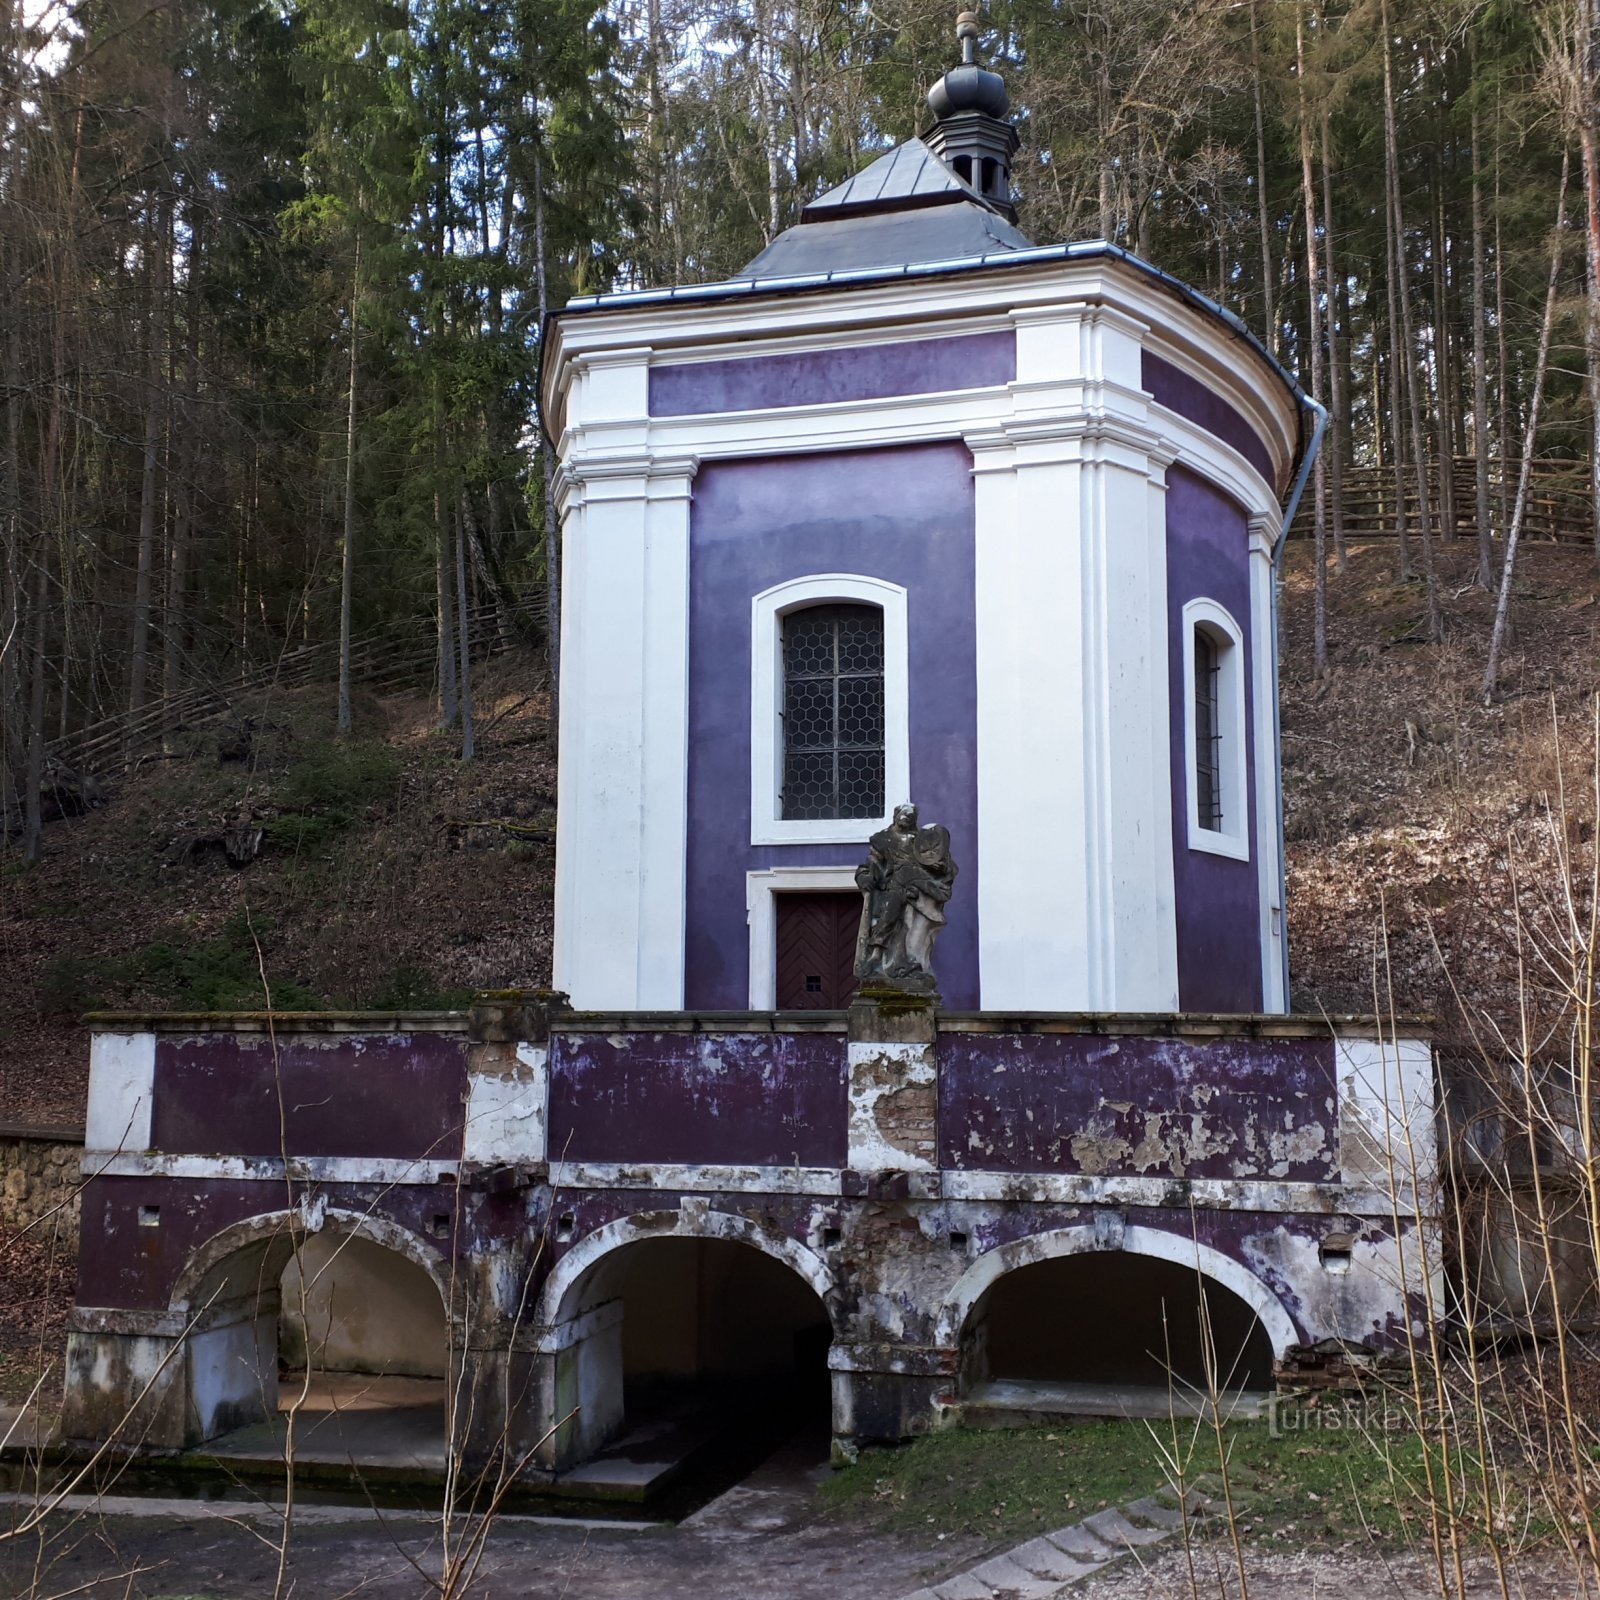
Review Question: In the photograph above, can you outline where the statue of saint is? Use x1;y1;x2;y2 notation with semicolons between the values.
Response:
854;803;958;995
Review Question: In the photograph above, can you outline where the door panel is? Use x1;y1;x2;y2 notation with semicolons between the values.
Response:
774;892;861;1009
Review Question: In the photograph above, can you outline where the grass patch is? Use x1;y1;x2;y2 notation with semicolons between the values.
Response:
822;1417;1436;1548
265;739;400;856
363;961;473;1011
41;911;323;1013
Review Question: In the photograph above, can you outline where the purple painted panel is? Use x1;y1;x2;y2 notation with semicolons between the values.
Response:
547;1032;848;1166
650;332;1015;417
74;1176;458;1311
684;443;980;1009
1166;466;1263;1012
149;1033;470;1159
939;1033;1337;1181
1143;352;1276;487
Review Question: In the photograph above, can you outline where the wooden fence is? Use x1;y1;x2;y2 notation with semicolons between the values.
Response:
1288;457;1594;546
47;593;544;777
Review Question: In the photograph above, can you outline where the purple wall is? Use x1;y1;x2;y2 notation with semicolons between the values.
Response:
548;1032;848;1167
1166;466;1262;1012
650;331;1016;417
939;1033;1335;1180
150;1033;469;1160
1143;352;1277;488
74;1176;458;1311
684;443;980;1009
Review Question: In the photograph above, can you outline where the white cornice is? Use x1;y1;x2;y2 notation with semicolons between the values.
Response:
543;257;1299;490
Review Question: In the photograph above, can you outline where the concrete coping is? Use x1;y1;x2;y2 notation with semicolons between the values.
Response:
83;1007;1430;1040
84;1011;470;1035
936;1011;1432;1040
0;1120;85;1144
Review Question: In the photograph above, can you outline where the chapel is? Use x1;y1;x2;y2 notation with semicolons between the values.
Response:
543;10;1313;1019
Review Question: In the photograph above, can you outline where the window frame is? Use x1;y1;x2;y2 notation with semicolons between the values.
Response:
1181;597;1249;861
750;574;909;846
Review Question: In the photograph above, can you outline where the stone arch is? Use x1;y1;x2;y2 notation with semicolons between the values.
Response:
160;1205;458;1448
537;1206;838;1333
171;1205;458;1325
533;1207;838;1471
937;1223;1299;1356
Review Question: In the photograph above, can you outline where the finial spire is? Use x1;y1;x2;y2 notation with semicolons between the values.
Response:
956;9;979;66
925;4;1019;220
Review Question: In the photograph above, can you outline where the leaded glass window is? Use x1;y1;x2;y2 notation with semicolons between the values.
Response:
781;604;885;820
1194;628;1222;831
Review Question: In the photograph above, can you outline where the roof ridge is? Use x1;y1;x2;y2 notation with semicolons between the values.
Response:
801;137;996;222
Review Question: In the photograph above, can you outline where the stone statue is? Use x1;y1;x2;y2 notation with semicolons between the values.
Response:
854;803;958;996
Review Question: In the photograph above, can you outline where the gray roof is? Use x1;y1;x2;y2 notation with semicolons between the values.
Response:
800;139;984;219
738;136;1031;278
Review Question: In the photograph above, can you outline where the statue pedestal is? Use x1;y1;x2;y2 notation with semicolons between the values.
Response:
843;987;939;1181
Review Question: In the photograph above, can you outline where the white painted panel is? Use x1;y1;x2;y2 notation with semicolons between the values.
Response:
462;1043;548;1164
1337;1035;1438;1187
846;1040;935;1174
85;1032;156;1154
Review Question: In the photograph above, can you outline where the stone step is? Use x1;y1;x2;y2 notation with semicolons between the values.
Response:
967;1551;1061;1598
931;1574;995;1600
1081;1507;1170;1548
1007;1534;1102;1581
1124;1494;1186;1530
1044;1523;1115;1562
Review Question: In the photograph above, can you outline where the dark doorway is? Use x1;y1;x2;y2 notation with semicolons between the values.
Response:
963;1251;1275;1402
775;891;860;1008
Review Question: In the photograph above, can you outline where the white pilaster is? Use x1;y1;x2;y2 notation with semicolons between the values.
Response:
971;305;1177;1011
1249;513;1287;1012
552;341;696;1010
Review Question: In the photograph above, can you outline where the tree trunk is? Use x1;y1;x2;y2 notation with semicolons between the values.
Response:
1296;5;1328;675
1381;190;1411;574
1579;102;1600;567
1469;76;1495;586
162;204;201;727
1318;103;1346;573
1;310;22;844
1381;5;1440;637
23;553;47;863
127;204;166;724
533;129;560;719
456;488;475;761
1485;153;1570;701
338;238;360;737
1430;152;1456;545
1250;0;1275;346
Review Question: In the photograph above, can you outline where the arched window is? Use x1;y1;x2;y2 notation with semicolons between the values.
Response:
750;574;908;846
1183;598;1248;860
781;603;885;820
1194;628;1222;831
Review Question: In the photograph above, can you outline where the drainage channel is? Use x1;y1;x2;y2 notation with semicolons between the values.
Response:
0;1402;823;1525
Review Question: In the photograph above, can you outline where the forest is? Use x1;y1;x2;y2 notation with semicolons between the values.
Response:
1;0;1598;861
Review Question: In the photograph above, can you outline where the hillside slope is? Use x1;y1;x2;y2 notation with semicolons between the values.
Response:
1;659;558;1127
2;539;1597;1129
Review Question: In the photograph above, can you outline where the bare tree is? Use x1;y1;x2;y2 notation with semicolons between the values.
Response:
1485;152;1571;703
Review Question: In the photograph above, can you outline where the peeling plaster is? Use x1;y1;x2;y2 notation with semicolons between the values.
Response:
847;1042;936;1174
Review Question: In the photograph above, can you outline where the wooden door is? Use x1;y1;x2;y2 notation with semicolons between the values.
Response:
774;892;861;1009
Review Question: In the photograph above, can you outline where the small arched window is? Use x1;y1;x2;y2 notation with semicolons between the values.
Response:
1193;628;1223;831
1183;598;1248;860
781;603;885;820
